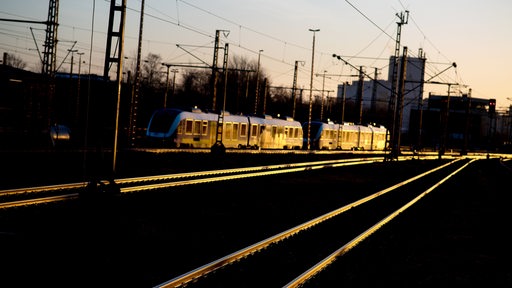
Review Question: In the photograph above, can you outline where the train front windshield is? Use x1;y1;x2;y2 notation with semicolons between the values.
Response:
148;109;180;134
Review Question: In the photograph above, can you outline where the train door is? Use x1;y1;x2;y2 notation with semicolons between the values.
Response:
208;119;217;147
231;122;243;148
274;125;283;149
178;119;194;147
223;122;233;148
260;125;269;148
359;127;373;150
341;126;358;150
192;119;207;148
248;124;259;149
239;122;248;148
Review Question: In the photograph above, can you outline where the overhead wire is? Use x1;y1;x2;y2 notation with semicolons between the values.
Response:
1;0;467;98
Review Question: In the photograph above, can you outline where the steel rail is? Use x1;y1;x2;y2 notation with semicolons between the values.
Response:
121;159;381;193
0;158;384;209
0;193;80;209
0;157;382;196
153;158;464;288
283;158;476;287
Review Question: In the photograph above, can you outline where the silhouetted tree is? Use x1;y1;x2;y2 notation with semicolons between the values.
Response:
4;53;27;69
179;69;211;109
142;53;163;88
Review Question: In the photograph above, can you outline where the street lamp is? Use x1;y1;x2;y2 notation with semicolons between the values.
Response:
307;28;320;150
292;60;305;118
76;52;84;122
320;70;327;121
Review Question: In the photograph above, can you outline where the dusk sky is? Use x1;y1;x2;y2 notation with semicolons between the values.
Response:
2;0;511;110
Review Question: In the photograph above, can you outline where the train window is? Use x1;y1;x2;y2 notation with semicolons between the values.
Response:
284;127;289;137
177;122;183;134
233;123;239;138
225;123;232;140
240;123;247;137
278;126;284;136
272;126;277;137
201;121;208;135
148;112;172;133
251;124;258;137
193;120;201;135
185;119;193;134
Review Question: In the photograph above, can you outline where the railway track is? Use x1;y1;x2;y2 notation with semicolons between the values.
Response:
152;157;473;287
0;156;388;209
1;153;509;288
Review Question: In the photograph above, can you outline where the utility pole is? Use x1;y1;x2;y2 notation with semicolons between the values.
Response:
292;60;305;118
254;49;263;114
76;51;84;125
320;70;327;121
356;66;364;124
461;88;472;155
211;30;220;111
212;43;229;154
43;0;58;77
103;0;126;178
162;63;178;108
262;78;268;115
211;30;230;111
307;28;320;150
341;82;348;123
171;69;178;102
416;48;426;151
128;0;145;147
68;49;78;77
44;0;58;131
387;10;409;160
370;67;379;117
391;46;408;158
162;63;171;108
439;82;454;157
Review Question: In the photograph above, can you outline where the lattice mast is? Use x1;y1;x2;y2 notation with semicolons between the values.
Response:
387;10;408;158
42;0;58;77
103;0;126;174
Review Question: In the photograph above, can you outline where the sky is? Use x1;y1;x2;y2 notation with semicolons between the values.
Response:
1;0;512;110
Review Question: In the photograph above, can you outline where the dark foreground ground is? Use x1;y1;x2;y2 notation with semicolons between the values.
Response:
1;150;511;287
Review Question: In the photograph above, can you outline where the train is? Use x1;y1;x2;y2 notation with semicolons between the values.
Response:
145;107;388;151
145;107;303;150
303;120;388;151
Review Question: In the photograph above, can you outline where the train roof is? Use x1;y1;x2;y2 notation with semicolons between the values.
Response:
177;110;218;121
154;108;303;126
368;125;387;133
303;120;387;133
249;115;302;127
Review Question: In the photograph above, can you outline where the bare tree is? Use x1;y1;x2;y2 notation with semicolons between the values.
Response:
4;53;27;69
178;69;211;109
142;53;163;88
